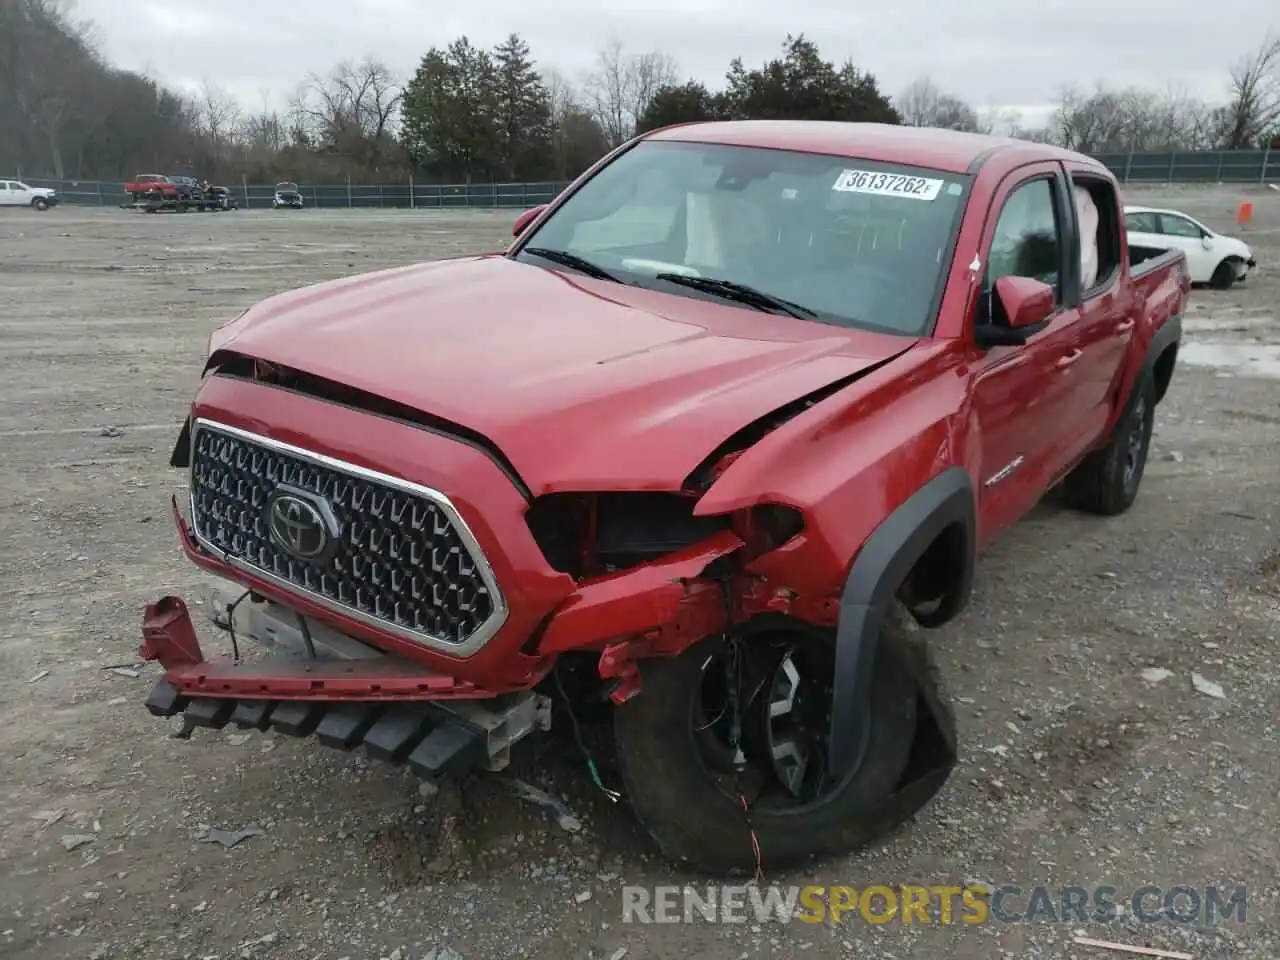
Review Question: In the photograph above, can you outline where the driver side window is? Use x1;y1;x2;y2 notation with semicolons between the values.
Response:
986;178;1062;301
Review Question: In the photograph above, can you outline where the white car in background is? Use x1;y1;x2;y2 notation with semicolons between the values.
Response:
0;179;58;210
1123;205;1255;288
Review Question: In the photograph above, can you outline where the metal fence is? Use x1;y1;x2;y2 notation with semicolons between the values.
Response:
14;178;571;209
1092;148;1273;184
13;148;1276;207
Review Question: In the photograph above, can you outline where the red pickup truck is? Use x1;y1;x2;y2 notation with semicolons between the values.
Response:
140;121;1188;876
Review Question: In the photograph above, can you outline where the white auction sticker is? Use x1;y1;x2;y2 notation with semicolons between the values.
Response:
832;169;944;201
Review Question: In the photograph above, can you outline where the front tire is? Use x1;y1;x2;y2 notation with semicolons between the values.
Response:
1209;259;1238;289
614;608;919;875
32;197;49;211
1063;372;1156;515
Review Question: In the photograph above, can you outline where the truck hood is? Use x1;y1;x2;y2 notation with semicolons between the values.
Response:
208;255;917;493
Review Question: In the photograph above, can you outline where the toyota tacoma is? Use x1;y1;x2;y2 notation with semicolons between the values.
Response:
140;121;1188;875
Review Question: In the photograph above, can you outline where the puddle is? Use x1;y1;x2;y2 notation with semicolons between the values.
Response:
1179;342;1280;378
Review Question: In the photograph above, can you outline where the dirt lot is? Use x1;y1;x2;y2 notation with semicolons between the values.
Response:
1;189;1277;960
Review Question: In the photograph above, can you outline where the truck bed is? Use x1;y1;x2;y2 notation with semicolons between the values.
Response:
1128;244;1188;337
1129;243;1181;278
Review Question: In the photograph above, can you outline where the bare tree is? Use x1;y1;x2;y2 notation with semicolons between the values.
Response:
1217;35;1280;148
1052;84;1218;152
895;76;981;132
896;76;941;127
297;56;403;169
582;39;678;147
197;79;242;161
542;67;609;179
1;0;97;177
241;91;283;156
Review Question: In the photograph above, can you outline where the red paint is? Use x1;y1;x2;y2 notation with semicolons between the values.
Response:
140;595;205;666
124;174;178;197
151;122;1187;703
996;277;1055;328
536;531;742;655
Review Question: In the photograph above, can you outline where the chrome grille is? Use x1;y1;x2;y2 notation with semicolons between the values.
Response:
188;419;505;653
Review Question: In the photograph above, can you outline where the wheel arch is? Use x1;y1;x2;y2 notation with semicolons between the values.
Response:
827;465;975;780
1142;315;1181;406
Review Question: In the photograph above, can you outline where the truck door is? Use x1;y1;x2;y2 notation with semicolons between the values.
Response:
1058;166;1137;465
968;163;1080;544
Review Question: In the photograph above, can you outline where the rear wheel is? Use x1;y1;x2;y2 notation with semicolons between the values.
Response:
614;606;918;875
1063;372;1156;515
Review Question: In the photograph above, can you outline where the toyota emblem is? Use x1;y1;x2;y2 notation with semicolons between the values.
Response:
265;488;338;562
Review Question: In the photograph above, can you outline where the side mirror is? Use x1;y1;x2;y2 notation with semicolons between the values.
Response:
1200;235;1213;251
512;204;547;238
974;276;1055;348
998;275;1055;329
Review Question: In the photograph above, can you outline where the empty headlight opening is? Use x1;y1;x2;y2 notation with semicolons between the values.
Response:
525;492;803;581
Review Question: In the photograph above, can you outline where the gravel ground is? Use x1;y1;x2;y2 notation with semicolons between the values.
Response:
0;189;1276;960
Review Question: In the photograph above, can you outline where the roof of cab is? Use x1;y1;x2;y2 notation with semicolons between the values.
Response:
644;120;1093;175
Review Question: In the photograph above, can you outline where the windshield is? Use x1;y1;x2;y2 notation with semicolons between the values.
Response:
516;140;971;335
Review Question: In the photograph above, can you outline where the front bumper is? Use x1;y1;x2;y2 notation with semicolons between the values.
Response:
141;596;553;781
161;376;741;694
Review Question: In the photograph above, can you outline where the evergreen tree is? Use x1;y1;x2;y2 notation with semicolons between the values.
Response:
492;34;553;180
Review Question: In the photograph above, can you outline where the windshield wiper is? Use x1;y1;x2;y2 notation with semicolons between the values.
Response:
521;247;619;283
654;274;817;320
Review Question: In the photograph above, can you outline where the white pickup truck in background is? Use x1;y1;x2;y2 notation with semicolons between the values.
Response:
0;179;58;211
1123;204;1255;288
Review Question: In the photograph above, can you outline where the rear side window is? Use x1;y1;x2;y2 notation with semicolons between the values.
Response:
1071;175;1121;296
986;178;1062;301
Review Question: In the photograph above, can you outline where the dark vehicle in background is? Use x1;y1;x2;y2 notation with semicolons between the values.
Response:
273;181;304;209
208;186;238;211
169;176;204;207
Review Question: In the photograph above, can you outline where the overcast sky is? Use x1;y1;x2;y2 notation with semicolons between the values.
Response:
74;0;1273;126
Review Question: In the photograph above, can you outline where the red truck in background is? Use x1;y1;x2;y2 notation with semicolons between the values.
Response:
139;121;1189;876
123;174;217;212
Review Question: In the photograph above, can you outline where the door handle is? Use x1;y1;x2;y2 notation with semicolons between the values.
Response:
1115;319;1135;333
1055;348;1083;370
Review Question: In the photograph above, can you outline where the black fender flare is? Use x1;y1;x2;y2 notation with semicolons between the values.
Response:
828;465;975;780
1138;315;1181;404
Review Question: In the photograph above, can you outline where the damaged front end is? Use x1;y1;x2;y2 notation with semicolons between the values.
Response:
142;360;957;868
141;415;774;790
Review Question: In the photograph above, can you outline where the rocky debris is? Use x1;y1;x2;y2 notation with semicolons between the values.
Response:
1191;672;1226;699
198;826;265;849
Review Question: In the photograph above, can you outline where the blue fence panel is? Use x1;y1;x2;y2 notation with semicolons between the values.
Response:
14;151;1274;205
